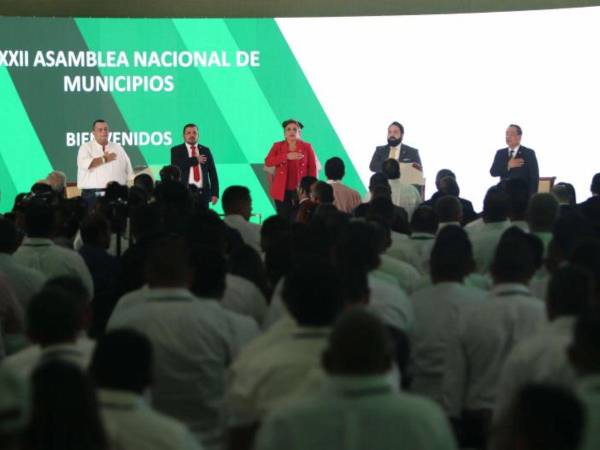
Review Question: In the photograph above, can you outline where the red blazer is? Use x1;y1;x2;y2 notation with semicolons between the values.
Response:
264;140;317;201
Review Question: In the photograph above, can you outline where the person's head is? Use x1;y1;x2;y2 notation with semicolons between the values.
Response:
45;171;67;197
590;172;600;195
505;123;523;149
144;236;191;289
189;244;227;299
430;225;475;283
80;213;110;250
548;213;595;268
324;157;345;181
438;176;460;197
335;220;381;273
569;239;600;304
159;164;181;183
282;119;303;142
92;119;109;146
0;216;19;254
282;263;344;327
311;181;335;204
493;384;584;450
490;227;538;284
90;329;153;394
381;158;401;180
527;193;560;232
183;123;198;145
368;172;389;192
0;366;29;448
222;186;252;220
23;199;55;238
297;176;317;201
133;173;154;199
552;182;576;206
546;265;595;321
435;169;456;190
483;185;510;223
25;360;108;450
27;284;88;347
260;214;291;253
502;178;531;221
322;308;393;376
387;121;404;147
130;203;163;241
410;205;439;234
569;312;600;376
434;195;462;224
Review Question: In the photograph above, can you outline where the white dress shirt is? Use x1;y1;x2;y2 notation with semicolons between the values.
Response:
223;274;268;326
255;375;458;450
385;232;435;275
98;389;202;450
494;316;576;418
107;287;259;450
376;254;422;294
442;283;546;416
409;282;488;405
466;220;512;273
388;178;422;218
77;140;133;189
185;142;203;188
13;237;93;296
0;253;46;309
3;335;95;378
223;215;262;254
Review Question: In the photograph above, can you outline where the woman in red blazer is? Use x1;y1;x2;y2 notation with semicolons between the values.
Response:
265;119;317;217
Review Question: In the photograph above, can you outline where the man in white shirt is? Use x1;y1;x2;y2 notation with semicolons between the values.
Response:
443;227;546;448
90;329;202;450
222;186;261;254
13;201;93;296
255;308;457;450
382;159;422;218
409;226;486;406
77;119;133;207
495;265;593;418
108;237;258;450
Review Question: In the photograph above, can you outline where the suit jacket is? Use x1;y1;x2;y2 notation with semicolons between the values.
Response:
490;145;539;196
170;143;219;199
369;143;421;173
264;140;317;201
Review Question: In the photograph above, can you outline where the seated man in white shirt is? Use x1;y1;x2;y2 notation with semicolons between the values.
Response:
77;119;133;208
13;200;93;296
222;186;261;254
495;264;594;418
90;329;202;450
255;308;458;450
381;159;422;218
108;237;258;450
409;226;486;405
4;277;95;378
443;227;546;448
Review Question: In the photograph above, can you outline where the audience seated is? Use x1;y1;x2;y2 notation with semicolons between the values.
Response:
222;186;261;254
578;172;600;233
503;178;531;231
423;169;478;225
324;157;361;213
527;193;560;255
0;365;29;450
381;159;421;218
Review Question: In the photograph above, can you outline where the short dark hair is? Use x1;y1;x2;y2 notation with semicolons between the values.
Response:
369;172;389;190
435;169;456;187
591;172;600;195
80;213;110;247
438;176;460;197
299;176;318;196
260;215;291;253
528;193;559;231
552;183;576;205
324;157;345;181
547;265;594;319
434;195;462;223
222;185;250;215
509;124;523;135
282;263;344;327
159;165;181;182
323;308;392;376
504;178;531;220
183;123;198;134
483;185;510;222
24;199;55;238
189;244;226;299
382;159;400;180
144;237;190;287
134;173;154;197
335;220;381;273
312;181;335;204
491;227;537;283
0;216;18;254
27;287;86;345
430;225;474;282
410;206;438;234
92;119;107;130
90;329;153;393
388;121;404;135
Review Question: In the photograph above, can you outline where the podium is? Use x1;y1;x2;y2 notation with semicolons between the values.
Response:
400;162;426;198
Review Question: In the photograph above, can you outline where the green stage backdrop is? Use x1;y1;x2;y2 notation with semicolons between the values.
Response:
0;18;365;217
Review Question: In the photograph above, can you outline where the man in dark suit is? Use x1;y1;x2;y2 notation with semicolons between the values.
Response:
170;123;219;207
369;121;422;173
490;124;539;197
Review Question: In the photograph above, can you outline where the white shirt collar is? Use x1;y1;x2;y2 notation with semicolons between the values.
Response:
508;145;520;156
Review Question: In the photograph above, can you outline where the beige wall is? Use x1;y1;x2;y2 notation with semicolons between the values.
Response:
2;0;600;17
